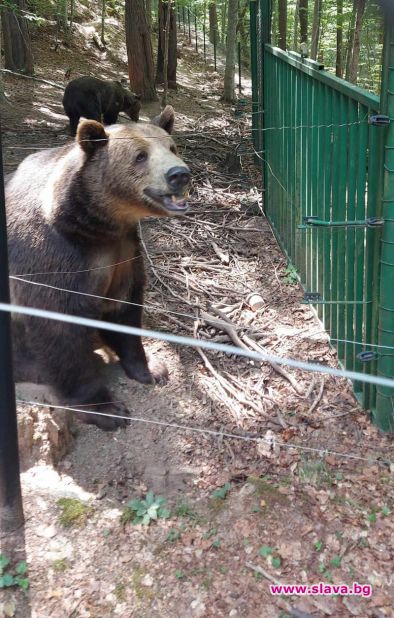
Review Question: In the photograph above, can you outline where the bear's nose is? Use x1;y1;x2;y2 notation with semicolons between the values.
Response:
165;166;191;193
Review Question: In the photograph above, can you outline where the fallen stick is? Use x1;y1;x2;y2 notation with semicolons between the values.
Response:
245;562;283;586
208;305;304;397
0;68;64;90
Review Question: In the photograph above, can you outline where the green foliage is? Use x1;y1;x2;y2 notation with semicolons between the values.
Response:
283;264;298;284
121;490;171;526
259;545;274;558
57;497;91;527
314;540;323;552
211;482;231;500
330;555;342;568
166;528;181;542
175;500;196;519
0;555;29;590
175;569;185;579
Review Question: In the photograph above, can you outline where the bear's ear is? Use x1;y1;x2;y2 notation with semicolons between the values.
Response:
77;120;108;155
151;105;175;134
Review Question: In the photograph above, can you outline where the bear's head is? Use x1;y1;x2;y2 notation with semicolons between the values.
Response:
122;91;141;122
76;106;191;225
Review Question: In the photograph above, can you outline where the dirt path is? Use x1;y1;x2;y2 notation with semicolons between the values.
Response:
1;11;393;618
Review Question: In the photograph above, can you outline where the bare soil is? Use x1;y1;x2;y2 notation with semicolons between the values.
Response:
0;9;393;618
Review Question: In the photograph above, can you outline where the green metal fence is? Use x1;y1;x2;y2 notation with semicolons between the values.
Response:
250;1;394;431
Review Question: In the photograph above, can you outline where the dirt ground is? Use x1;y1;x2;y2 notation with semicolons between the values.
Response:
0;6;393;618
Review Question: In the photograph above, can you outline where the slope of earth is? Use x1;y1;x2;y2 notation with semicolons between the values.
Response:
0;7;393;618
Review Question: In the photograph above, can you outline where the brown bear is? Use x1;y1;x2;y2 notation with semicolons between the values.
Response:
63;76;141;135
6;106;190;430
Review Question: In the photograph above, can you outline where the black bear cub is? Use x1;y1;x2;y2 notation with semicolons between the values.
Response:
6;106;190;430
63;76;141;135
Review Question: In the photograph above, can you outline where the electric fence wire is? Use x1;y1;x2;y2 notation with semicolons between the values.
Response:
1;302;394;392
14;398;393;467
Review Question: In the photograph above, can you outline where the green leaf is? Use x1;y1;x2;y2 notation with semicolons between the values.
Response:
381;505;391;516
0;574;15;587
212;539;221;549
330;555;342;568
0;555;10;572
15;561;27;575
145;490;155;506
158;507;171;519
166;529;180;542
367;512;377;523
142;514;151;525
271;556;281;569
148;506;158;520
175;569;184;579
155;496;166;506
259;546;274;558
127;499;142;511
314;540;323;552
15;576;29;590
211;483;231;500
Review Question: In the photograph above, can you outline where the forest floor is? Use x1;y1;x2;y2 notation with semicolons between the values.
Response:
0;7;393;618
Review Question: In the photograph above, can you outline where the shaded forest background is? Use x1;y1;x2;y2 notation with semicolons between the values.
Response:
0;0;386;106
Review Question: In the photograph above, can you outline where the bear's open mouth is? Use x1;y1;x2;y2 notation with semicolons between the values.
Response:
143;188;189;212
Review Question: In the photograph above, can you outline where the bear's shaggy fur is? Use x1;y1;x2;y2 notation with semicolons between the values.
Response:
6;107;190;430
63;76;141;135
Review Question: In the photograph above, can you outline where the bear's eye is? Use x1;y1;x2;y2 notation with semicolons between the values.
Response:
135;151;148;163
170;145;177;154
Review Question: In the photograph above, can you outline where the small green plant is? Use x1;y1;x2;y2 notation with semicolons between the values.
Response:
283;264;298;284
367;511;377;524
202;527;218;540
57;497;91;528
166;528;181;542
121;490;171;526
330;555;342;568
381;505;391;516
0;555;29;590
271;556;281;569
259;546;281;569
175;500;196;519
175;569;185;580
211;483;231;500
52;558;69;572
314;540;323;552
259;545;274;558
211;538;221;549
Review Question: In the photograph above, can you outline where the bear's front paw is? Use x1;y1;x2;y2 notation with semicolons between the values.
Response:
77;402;129;431
123;357;168;385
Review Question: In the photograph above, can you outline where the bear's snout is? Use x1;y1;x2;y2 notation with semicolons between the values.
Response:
165;166;191;194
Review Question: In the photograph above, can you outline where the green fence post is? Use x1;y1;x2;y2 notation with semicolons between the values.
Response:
250;0;258;153
375;17;394;432
260;0;272;212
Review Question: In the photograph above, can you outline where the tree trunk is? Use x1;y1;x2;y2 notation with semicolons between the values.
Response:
161;0;171;105
1;0;34;75
336;0;343;77
222;0;238;102
221;0;227;45
209;3;218;44
310;0;322;60
278;0;287;51
344;1;356;81
293;0;299;50
125;0;158;101
156;0;177;90
347;0;366;84
101;0;106;45
56;0;68;33
145;0;152;31
299;0;308;46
